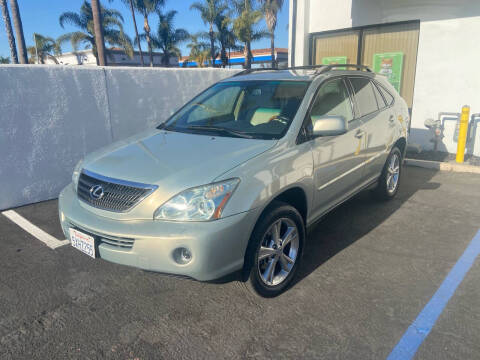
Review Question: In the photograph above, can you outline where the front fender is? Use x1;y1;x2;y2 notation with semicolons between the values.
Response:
215;141;314;220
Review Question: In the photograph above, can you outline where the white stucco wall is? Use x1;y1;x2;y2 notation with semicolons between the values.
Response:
45;50;178;66
290;0;480;155
0;65;238;210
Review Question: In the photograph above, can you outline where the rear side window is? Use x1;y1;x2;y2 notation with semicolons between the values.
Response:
377;83;395;106
349;77;379;117
372;82;386;109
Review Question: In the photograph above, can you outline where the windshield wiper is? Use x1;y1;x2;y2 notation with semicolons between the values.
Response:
187;125;254;139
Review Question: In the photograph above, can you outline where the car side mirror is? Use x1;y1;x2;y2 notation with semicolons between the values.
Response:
311;115;348;137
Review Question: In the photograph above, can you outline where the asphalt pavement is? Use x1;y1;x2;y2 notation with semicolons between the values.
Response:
1;166;480;359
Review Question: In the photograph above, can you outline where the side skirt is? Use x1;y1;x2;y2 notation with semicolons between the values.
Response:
306;176;379;231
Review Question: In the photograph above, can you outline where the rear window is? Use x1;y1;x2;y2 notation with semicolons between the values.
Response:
372;81;386;109
349;77;379;117
377;83;395;106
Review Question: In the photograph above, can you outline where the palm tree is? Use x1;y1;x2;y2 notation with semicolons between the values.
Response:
133;0;165;67
121;0;144;65
186;32;209;67
27;34;62;64
215;14;236;68
232;0;268;69
190;0;227;67
90;0;106;65
259;0;283;68
0;55;10;64
58;1;133;65
137;9;188;66
0;0;18;63
8;0;27;63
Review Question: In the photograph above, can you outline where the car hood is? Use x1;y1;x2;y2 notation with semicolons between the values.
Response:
83;129;276;187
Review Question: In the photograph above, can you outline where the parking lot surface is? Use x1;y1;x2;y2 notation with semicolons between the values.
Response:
1;166;480;359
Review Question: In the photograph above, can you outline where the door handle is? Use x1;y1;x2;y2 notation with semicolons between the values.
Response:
355;129;365;138
388;115;395;123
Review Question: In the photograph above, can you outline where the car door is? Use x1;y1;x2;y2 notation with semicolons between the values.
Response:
303;77;368;220
347;76;392;182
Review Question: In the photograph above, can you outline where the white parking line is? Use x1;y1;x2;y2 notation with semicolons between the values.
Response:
2;210;69;249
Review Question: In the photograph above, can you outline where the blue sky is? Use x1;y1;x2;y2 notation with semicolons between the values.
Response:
0;0;289;59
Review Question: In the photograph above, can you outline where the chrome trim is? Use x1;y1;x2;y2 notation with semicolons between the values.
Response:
78;169;158;213
68;221;135;249
316;149;387;191
82;169;158;191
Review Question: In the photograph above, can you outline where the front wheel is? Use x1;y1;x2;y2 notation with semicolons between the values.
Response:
373;146;402;200
243;202;305;297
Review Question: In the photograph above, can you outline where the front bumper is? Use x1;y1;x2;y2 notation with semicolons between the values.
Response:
59;185;260;281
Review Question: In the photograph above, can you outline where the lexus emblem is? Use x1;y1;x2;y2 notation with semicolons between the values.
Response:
90;185;104;200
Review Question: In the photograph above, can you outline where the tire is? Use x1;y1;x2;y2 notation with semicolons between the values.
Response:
243;201;305;297
373;146;402;200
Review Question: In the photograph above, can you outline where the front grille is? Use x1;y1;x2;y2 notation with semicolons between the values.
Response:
69;222;135;249
77;169;157;212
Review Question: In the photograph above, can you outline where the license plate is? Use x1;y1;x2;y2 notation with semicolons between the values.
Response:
69;228;96;258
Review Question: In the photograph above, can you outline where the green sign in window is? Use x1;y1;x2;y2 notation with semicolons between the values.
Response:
322;56;347;69
372;52;404;92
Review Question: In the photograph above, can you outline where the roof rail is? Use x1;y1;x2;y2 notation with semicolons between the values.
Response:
317;64;372;73
232;64;326;77
232;64;372;77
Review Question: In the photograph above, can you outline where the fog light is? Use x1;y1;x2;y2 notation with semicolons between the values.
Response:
173;247;192;265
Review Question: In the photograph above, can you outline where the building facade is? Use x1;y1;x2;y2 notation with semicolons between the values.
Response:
45;49;178;67
289;0;480;156
179;48;288;68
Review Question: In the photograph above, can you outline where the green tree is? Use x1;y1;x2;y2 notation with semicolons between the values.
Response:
137;9;188;66
186;32;210;67
259;0;283;68
215;14;239;68
58;1;133;65
121;0;144;65
27;34;62;64
232;0;268;69
133;0;165;67
0;55;10;64
190;0;227;67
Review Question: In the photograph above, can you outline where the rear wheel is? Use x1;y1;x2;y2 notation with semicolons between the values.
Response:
373;146;402;200
243;202;305;297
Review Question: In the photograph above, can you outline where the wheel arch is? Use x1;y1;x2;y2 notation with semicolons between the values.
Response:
394;137;407;158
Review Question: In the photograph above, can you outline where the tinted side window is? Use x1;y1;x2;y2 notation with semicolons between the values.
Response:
349;77;379;117
309;78;354;126
372;81;386;109
377;84;395;106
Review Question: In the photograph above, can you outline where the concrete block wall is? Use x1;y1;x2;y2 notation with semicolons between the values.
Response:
0;65;238;210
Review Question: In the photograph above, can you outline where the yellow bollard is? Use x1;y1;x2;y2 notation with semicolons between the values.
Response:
456;105;470;163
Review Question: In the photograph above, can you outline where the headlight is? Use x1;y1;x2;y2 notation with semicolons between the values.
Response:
72;159;84;192
154;178;240;221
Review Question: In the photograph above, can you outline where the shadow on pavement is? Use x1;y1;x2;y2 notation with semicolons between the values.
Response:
292;166;441;288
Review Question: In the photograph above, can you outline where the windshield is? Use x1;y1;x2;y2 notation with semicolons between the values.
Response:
161;80;310;140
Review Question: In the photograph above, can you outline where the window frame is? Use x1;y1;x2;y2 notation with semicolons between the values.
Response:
373;80;396;107
346;76;383;119
297;75;357;144
371;80;387;110
160;80;311;140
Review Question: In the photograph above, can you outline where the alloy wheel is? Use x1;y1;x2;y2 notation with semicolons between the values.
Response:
386;153;400;193
257;218;299;286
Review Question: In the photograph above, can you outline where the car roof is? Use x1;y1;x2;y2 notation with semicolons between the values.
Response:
221;65;376;83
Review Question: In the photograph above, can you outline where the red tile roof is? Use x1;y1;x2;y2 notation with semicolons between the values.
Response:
180;48;288;62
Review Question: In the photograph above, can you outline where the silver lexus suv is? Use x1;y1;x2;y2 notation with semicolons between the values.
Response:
59;65;409;297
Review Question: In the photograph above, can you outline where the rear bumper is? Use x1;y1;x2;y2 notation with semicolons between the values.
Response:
59;184;260;281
